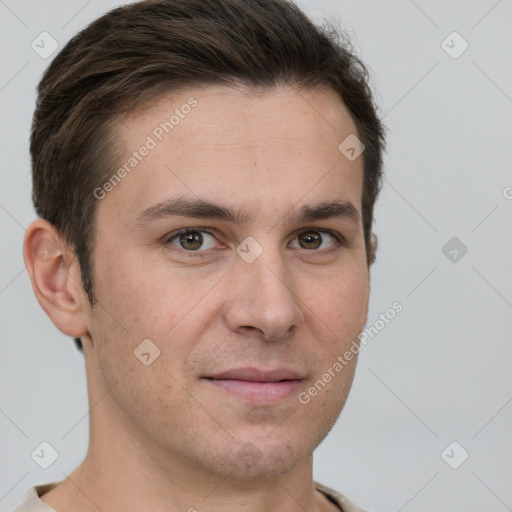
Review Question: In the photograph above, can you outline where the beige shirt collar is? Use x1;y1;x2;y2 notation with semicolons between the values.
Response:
15;480;369;512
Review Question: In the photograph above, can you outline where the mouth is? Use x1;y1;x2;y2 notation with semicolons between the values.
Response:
203;367;305;403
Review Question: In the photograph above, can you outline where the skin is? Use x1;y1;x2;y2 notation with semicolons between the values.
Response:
24;84;375;512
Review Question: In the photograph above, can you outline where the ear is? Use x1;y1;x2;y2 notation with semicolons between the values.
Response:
369;232;378;265
23;219;89;338
360;232;378;328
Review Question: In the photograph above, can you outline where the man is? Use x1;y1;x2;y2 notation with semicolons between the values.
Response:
18;0;385;510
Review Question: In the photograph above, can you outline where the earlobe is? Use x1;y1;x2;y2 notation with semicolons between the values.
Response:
23;219;89;338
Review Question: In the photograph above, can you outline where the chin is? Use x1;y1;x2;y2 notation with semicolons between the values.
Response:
199;438;310;482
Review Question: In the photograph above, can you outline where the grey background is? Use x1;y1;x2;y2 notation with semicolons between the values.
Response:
1;0;511;510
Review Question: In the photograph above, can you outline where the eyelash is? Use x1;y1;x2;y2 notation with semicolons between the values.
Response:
165;227;348;256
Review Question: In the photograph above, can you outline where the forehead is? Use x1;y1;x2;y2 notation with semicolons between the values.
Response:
120;84;359;147
101;84;364;225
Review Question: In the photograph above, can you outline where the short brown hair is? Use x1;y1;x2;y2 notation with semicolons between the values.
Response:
30;0;386;352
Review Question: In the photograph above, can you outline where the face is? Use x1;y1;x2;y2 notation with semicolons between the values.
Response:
84;84;370;480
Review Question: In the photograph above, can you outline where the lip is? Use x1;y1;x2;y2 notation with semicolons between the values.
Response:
208;367;304;382
204;367;305;403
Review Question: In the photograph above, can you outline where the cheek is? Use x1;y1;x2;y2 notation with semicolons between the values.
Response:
92;248;191;337
89;248;226;378
302;263;369;336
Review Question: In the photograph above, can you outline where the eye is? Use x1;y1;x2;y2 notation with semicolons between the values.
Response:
290;230;340;250
167;229;219;251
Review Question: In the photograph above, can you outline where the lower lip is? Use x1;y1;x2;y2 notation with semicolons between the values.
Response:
206;379;303;403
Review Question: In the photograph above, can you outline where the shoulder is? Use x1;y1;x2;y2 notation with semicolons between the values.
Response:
13;482;59;512
314;481;373;512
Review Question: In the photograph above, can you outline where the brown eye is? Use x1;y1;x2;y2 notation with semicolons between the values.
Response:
179;231;203;250
291;230;339;251
168;229;217;251
298;231;322;249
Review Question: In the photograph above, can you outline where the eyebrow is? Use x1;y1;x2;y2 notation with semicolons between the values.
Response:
134;196;360;226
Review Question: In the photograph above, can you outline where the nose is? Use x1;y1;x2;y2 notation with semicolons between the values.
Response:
223;248;304;341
